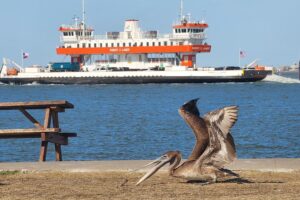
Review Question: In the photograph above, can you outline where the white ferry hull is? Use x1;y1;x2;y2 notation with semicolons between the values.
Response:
0;70;268;84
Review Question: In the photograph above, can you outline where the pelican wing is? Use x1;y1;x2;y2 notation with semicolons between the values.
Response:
203;106;239;138
194;106;239;168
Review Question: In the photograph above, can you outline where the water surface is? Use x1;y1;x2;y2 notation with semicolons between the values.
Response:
0;75;299;162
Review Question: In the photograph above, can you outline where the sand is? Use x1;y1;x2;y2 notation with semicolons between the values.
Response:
0;171;300;200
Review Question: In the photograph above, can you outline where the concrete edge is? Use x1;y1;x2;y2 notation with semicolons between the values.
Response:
0;159;299;173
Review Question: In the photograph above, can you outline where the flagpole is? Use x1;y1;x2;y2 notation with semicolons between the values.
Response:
21;50;24;68
238;48;241;68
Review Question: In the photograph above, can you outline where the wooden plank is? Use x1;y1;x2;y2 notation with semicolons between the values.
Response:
0;132;77;139
52;110;62;161
19;108;43;128
59;133;77;137
0;133;42;139
0;100;74;110
46;134;68;145
0;128;60;135
39;108;52;162
50;106;65;113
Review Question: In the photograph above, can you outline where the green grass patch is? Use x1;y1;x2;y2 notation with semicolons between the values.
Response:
0;170;20;175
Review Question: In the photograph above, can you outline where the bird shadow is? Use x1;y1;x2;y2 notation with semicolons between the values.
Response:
0;182;9;186
185;178;285;185
220;178;254;184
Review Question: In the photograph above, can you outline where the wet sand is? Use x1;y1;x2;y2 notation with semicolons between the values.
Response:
1;171;300;200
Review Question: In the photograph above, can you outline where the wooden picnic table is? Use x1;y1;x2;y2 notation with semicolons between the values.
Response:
0;100;77;162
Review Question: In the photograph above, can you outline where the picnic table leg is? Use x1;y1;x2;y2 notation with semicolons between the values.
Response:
52;111;62;161
39;108;51;162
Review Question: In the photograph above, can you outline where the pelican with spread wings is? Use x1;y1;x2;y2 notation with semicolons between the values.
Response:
136;98;239;185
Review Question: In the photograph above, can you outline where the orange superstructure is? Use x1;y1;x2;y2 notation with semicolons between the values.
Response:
57;44;211;55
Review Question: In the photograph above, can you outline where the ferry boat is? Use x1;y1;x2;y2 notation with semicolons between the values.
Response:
0;1;270;85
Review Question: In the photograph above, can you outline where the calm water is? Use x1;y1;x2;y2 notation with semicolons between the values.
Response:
0;74;299;162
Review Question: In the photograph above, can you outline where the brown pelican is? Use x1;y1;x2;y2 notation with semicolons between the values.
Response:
136;98;239;185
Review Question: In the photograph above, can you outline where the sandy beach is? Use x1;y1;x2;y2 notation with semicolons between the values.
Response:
1;171;300;200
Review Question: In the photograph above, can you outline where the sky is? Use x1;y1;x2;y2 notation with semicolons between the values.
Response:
0;0;299;67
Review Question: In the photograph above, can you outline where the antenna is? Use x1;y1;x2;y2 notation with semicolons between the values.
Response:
82;0;85;25
180;0;184;21
82;0;85;37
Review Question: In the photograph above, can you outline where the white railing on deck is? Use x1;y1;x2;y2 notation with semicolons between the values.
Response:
61;33;206;43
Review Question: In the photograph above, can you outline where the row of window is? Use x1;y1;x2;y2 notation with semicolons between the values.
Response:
175;28;204;33
63;31;92;37
71;41;186;48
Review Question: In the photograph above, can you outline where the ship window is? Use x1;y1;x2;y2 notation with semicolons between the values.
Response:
175;29;178;33
152;42;155;46
94;43;97;48
182;29;187;33
100;43;102;47
158;42;161;46
77;44;80;48
63;32;68;36
178;29;181;33
117;43;120;47
129;43;131;47
164;41;167;46
106;43;108;47
188;29;191;33
171;42;173;46
88;43;91;48
82;43;86;48
179;42;183;46
123;42;126;47
111;43;114;47
140;42;143;46
146;42;149;46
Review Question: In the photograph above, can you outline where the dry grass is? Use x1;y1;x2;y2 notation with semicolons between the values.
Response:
0;171;300;200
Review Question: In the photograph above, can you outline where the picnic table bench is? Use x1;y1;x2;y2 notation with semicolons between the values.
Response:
0;100;77;162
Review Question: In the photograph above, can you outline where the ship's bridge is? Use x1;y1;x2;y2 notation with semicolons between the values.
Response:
59;21;94;43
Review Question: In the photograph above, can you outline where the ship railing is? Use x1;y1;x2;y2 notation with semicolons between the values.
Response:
60;32;206;42
60;36;96;42
89;33;206;41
